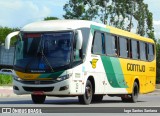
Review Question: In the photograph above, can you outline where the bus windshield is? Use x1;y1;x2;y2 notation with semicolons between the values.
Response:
14;32;73;72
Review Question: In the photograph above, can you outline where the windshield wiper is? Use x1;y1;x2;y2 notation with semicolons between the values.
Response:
25;36;54;72
39;48;54;72
37;36;54;72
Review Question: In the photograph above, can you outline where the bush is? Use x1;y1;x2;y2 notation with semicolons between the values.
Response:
0;74;12;85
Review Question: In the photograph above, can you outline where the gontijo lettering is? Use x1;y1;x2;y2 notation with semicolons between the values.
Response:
127;63;145;72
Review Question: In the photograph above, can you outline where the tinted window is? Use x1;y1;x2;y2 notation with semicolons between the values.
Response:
115;36;119;56
119;37;128;58
145;43;148;60
105;34;114;55
148;44;154;61
131;40;139;59
140;42;147;60
105;34;118;56
128;39;132;58
92;31;105;54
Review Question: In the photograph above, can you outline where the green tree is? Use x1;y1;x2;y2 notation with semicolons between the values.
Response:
44;16;59;20
0;27;19;46
156;42;160;84
146;8;155;40
132;1;155;40
108;0;155;39
63;0;155;40
63;0;99;20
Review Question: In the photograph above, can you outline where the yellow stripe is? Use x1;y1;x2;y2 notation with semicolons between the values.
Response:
15;71;42;80
106;26;154;43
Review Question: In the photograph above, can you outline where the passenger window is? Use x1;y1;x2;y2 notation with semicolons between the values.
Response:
119;37;128;58
115;36;119;56
92;31;105;55
131;40;139;59
137;41;140;59
128;39;131;58
105;34;118;56
145;43;148;60
148;44;154;61
140;42;147;61
101;33;105;54
105;34;112;55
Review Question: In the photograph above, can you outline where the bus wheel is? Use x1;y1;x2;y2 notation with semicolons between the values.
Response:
130;82;139;103
78;80;93;105
31;94;46;104
92;95;103;103
121;82;139;103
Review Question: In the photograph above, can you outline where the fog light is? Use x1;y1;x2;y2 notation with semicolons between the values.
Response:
59;85;69;91
13;86;19;90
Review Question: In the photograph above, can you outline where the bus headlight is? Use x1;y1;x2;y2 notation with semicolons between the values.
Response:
56;74;72;81
13;76;22;81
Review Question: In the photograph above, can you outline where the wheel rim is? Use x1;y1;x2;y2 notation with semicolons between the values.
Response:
85;86;92;99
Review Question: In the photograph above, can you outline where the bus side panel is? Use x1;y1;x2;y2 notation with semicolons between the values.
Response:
138;75;146;93
144;60;156;93
146;76;156;93
119;58;142;93
119;58;156;94
85;55;106;94
100;56;129;94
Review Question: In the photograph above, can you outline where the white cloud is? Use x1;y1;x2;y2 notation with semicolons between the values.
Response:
0;0;68;27
153;20;160;26
0;0;23;10
153;20;160;39
0;0;51;27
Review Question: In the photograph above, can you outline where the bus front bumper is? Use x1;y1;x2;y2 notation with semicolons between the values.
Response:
12;78;72;96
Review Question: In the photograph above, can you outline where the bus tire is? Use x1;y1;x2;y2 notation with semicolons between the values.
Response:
121;82;139;103
130;82;139;103
78;80;93;105
31;94;46;104
92;95;103;102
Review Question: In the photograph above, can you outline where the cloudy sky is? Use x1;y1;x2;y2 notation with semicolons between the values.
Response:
0;0;159;39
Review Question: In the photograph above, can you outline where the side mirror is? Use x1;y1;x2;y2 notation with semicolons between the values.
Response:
76;30;83;50
5;31;19;49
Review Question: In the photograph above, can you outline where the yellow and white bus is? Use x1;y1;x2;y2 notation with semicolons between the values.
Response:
5;20;156;104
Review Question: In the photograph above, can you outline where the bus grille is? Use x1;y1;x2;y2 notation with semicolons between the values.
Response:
20;80;56;85
23;87;54;92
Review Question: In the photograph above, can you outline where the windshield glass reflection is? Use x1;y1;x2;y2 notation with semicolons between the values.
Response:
15;32;73;72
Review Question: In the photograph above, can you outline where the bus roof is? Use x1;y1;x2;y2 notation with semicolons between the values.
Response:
21;20;103;32
21;20;154;44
